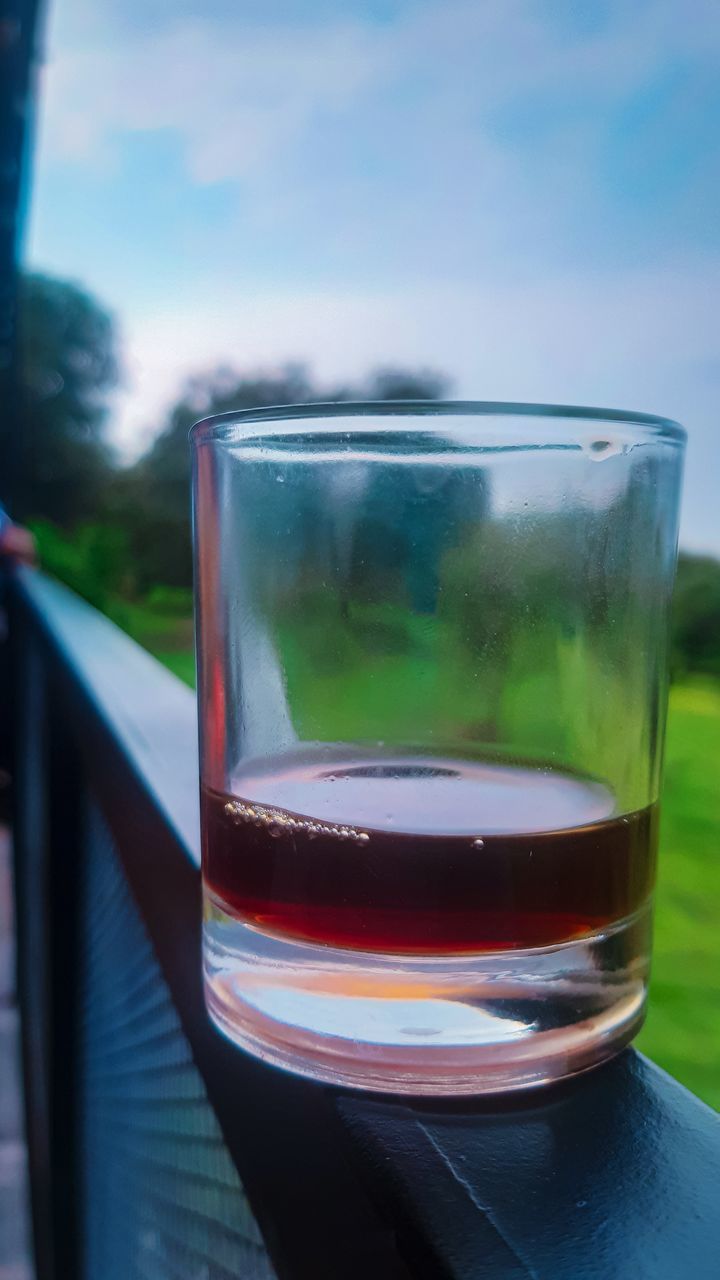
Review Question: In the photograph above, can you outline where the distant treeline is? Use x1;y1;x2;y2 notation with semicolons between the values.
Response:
10;271;720;681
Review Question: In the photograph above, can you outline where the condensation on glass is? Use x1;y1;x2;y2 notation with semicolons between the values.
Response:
192;402;685;1095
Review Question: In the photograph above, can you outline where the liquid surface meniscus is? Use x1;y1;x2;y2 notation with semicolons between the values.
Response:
202;752;657;954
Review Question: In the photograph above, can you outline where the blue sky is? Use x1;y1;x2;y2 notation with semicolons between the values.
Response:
27;0;720;551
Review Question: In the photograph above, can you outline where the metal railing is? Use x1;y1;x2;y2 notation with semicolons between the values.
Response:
8;568;720;1280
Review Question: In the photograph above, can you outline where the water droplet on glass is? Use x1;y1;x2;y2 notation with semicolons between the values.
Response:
583;438;623;462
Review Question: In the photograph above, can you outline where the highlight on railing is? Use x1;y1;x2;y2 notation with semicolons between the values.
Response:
8;568;720;1280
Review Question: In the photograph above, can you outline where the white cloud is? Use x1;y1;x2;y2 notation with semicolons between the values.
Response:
33;0;720;294
38;14;384;182
37;0;720;187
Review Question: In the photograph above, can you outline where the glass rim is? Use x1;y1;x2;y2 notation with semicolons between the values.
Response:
190;399;686;448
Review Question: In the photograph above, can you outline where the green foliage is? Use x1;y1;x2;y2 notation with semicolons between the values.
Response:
110;362;449;592
14;273;120;524
144;585;194;615
637;678;720;1109
671;553;720;678
29;519;131;611
10;269;720;681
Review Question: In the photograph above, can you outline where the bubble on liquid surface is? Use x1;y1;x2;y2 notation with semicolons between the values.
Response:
224;797;371;846
472;838;485;851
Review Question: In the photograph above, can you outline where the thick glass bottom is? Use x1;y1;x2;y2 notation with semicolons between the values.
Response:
203;896;651;1095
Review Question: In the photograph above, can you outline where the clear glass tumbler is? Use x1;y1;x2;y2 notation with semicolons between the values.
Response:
192;402;685;1095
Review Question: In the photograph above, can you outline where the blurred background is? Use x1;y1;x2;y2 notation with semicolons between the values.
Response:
4;0;719;1104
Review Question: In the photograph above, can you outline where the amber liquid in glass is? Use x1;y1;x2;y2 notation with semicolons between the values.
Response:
202;752;657;955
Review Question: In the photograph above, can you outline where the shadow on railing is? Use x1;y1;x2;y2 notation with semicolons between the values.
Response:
8;569;720;1280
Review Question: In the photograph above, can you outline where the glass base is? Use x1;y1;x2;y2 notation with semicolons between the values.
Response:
203;897;651;1095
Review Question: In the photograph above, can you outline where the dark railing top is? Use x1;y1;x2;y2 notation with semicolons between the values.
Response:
17;569;201;863
12;568;720;1280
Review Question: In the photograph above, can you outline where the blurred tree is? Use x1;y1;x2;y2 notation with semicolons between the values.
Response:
28;519;130;611
16;272;120;523
361;367;449;401
111;363;449;591
671;553;720;678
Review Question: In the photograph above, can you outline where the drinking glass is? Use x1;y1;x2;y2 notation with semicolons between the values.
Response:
191;402;685;1094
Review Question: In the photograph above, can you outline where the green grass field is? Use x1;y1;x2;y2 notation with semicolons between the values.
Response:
127;601;719;1108
636;678;720;1108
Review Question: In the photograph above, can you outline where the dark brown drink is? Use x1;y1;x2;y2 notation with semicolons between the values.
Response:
202;752;657;955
